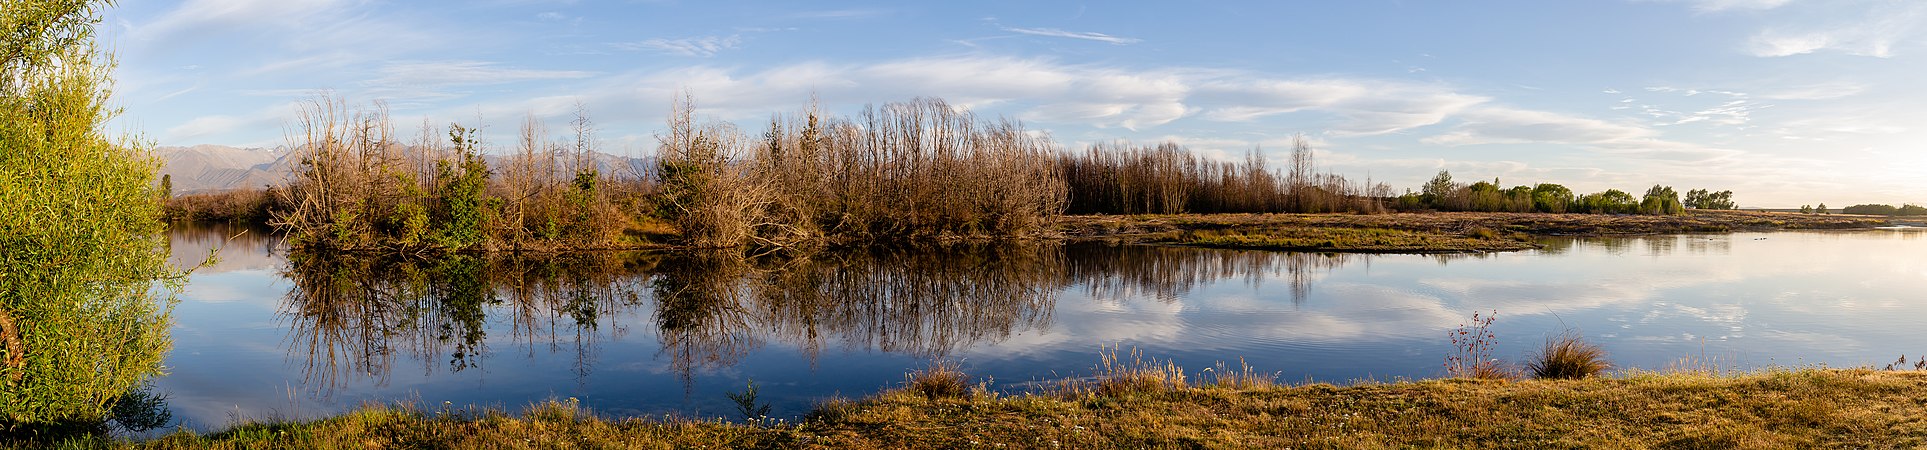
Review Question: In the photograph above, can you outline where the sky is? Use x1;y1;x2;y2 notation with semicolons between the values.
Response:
99;0;1927;208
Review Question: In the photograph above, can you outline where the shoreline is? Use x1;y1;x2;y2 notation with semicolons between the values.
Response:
173;210;1895;255
51;366;1927;448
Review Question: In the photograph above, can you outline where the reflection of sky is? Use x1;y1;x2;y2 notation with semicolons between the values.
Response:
153;229;1927;430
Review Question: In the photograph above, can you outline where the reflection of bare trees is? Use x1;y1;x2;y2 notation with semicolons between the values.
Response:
279;243;1378;392
281;253;654;395
752;246;1063;359
1066;244;1358;305
651;252;762;383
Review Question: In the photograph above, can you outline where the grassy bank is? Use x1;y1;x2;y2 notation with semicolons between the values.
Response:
36;367;1927;449
1060;209;1891;252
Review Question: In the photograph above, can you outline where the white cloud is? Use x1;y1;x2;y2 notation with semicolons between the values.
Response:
614;35;744;57
482;56;1499;136
1000;26;1142;45
1424;107;1656;146
1745;2;1925;58
1194;79;1487;135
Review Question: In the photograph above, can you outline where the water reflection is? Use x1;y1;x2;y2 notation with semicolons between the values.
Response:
277;242;1378;394
155;225;1927;429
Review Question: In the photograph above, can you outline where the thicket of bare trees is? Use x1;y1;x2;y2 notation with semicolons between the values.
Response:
1057;135;1389;215
658;96;1067;248
273;95;636;251
274;94;1408;252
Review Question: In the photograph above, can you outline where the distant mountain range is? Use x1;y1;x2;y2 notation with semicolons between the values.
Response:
156;145;655;196
157;145;292;194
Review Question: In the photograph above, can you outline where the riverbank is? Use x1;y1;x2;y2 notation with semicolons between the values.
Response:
45;367;1927;449
1057;210;1891;252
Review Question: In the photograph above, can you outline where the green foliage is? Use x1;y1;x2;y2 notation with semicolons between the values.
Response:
1901;204;1927;216
1638;185;1683;215
1816;203;1829;215
1841;204;1898;215
1420;170;1455;205
1684;189;1735;210
431;125;492;250
726;379;773;422
0;0;179;435
1575;189;1638;214
1530;183;1573;213
1800;204;1814;214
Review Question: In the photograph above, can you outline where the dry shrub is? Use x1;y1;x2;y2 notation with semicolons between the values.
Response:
1528;332;1610;380
1446;311;1514;380
655;95;768;248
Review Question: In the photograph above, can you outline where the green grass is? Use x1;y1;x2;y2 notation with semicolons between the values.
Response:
28;364;1927;449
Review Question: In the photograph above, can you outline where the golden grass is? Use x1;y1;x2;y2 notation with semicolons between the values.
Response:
45;368;1927;449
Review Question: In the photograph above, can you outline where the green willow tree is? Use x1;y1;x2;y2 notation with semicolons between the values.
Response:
0;0;182;434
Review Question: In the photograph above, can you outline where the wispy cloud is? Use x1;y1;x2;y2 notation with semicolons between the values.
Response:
1657;0;1794;13
132;0;356;42
370;61;595;88
1745;2;1925;57
1000;26;1142;45
614;35;743;57
1423;106;1741;162
1760;82;1866;100
789;9;888;20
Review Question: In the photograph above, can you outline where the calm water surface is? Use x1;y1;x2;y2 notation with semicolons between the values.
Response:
156;226;1927;429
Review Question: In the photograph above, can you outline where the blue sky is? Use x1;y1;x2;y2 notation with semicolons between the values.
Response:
101;0;1926;207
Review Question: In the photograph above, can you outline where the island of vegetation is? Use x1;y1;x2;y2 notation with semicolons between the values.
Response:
160;94;1896;254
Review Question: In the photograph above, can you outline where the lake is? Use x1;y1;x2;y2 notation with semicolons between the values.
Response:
155;225;1927;430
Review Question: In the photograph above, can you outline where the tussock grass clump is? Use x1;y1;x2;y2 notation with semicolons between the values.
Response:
1081;346;1189;397
904;361;972;400
1529;332;1611;380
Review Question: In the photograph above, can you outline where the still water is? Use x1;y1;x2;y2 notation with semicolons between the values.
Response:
157;225;1926;429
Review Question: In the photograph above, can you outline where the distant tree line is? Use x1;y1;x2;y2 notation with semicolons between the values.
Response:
1388;170;1728;216
1837;203;1927;216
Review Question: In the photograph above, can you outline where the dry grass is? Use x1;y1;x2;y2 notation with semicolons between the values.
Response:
903;361;972;401
1529;332;1611;380
50;368;1927;449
